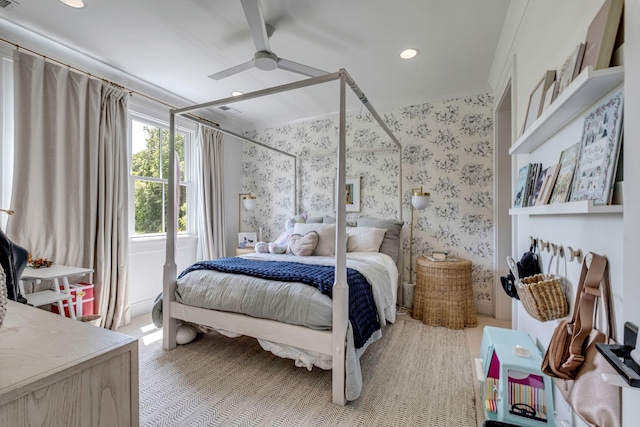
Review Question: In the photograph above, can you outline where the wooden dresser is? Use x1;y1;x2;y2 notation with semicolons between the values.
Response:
0;301;139;426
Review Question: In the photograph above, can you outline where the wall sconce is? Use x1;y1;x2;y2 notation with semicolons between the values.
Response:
409;187;430;284
238;193;257;231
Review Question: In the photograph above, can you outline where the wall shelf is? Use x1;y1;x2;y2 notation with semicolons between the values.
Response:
509;200;623;216
509;66;624;156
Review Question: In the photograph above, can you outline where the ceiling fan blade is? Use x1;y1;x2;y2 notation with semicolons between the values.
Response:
276;58;329;78
208;60;255;80
240;0;271;53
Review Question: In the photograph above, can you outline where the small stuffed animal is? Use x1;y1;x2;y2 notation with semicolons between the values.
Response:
255;241;269;253
268;243;287;254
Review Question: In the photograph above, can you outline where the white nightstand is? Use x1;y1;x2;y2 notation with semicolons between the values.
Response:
20;265;93;320
235;247;255;256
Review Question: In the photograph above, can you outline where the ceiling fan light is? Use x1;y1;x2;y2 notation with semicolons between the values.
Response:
59;0;85;8
400;48;419;60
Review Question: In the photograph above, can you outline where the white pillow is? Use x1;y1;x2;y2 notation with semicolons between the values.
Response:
347;226;386;252
293;223;336;256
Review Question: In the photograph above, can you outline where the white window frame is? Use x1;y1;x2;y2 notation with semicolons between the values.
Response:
128;110;196;239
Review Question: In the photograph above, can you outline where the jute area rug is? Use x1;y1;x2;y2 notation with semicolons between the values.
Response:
132;314;477;427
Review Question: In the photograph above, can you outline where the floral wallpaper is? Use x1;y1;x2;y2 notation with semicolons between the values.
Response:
241;93;495;303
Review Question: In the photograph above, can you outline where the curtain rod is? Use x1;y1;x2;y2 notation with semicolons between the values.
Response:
0;37;219;128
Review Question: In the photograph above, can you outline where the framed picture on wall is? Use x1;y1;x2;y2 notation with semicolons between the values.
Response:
345;176;361;212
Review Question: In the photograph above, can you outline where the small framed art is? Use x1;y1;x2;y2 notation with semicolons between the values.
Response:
345;176;361;212
238;232;257;248
523;70;556;133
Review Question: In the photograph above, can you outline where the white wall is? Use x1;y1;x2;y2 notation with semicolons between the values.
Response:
491;0;639;425
622;1;640;424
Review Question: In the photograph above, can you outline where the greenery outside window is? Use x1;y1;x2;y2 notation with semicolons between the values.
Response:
130;115;192;236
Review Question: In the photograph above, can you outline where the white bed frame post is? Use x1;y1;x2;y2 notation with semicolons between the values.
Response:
332;71;349;405
162;70;402;405
163;111;178;350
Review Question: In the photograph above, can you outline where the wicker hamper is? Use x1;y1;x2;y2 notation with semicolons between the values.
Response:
412;256;477;329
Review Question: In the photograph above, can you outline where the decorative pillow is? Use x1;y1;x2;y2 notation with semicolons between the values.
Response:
346;226;386;252
268;243;287;254
293;223;336;256
284;213;308;232
323;215;356;227
356;217;405;264
288;231;319;256
305;216;324;223
255;241;269;253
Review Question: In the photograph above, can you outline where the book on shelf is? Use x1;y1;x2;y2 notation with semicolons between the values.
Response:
513;164;530;208
530;165;548;207
525;163;542;207
570;89;624;205
535;164;561;206
513;162;541;208
549;142;581;204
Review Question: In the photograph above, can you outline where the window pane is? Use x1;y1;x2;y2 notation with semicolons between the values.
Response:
131;121;160;178
163;184;188;233
134;180;164;234
161;129;185;181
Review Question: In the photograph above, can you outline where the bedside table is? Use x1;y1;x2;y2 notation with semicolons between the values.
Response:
235;247;255;256
411;256;477;329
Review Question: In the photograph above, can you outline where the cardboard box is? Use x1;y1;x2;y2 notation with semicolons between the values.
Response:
50;282;95;317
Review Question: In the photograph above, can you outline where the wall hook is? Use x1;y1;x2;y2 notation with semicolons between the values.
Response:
539;239;550;252
566;246;582;263
558;245;565;258
551;243;558;256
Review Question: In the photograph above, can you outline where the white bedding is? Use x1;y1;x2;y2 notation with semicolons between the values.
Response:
176;251;398;400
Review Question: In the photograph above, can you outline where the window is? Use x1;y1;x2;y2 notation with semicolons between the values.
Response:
130;114;193;236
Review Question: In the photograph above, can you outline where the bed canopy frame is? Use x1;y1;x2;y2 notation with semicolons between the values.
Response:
163;69;402;405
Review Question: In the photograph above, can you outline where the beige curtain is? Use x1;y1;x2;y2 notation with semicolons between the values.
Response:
195;125;225;260
7;50;130;329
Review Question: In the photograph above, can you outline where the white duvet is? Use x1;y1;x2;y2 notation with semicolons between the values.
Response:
176;251;398;400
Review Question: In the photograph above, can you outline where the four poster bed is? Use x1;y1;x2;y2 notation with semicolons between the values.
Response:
163;69;403;405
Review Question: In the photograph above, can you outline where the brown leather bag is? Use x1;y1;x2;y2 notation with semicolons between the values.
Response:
542;252;620;427
541;253;607;379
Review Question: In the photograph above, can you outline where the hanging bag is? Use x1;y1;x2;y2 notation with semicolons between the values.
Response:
500;241;542;299
542;252;620;427
513;247;568;322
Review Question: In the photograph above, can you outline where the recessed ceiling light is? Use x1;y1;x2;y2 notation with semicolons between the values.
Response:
400;48;419;60
59;0;85;8
231;91;244;97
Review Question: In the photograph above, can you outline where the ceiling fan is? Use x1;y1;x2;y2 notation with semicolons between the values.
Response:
208;0;328;81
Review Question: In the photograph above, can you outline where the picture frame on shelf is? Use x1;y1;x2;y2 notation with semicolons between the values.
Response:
580;0;624;73
238;232;257;248
542;81;557;112
554;43;586;100
523;70;556;133
549;142;581;204
570;88;624;205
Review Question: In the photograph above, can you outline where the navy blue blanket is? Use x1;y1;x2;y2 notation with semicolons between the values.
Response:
179;257;380;349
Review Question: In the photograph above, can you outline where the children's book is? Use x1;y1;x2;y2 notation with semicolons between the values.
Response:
549;143;580;204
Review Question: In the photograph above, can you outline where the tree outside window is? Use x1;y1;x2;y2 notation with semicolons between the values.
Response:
131;119;190;235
